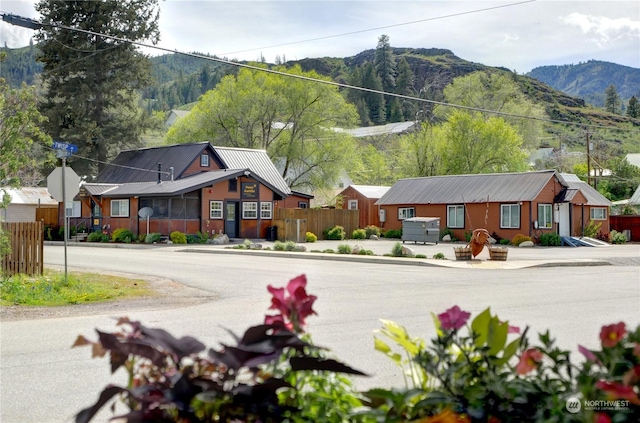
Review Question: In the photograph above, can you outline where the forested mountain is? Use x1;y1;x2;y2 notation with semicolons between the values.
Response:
0;41;42;86
527;61;640;108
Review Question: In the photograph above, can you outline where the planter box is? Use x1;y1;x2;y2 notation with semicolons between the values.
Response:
489;247;508;261
453;247;472;261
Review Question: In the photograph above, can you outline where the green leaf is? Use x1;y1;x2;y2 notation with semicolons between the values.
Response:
494;337;521;366
378;319;421;356
430;311;443;337
471;307;491;347
487;316;509;356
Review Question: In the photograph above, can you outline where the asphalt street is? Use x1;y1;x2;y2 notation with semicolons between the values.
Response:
0;241;638;423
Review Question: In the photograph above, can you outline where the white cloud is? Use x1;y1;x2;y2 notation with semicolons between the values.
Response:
563;12;640;47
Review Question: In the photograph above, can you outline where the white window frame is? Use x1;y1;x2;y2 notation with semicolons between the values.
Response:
260;202;272;219
447;205;464;228
590;207;607;220
200;154;209;167
243;202;258;219
209;201;223;219
538;204;553;228
398;207;415;220
110;199;129;217
348;199;358;210
298;202;308;209
500;204;520;229
69;201;82;218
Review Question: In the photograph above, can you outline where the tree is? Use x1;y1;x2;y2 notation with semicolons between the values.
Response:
395;123;443;178
374;34;396;93
438;110;528;174
167;65;359;191
441;71;547;149
596;157;640;201
350;144;394;185
627;95;639;119
604;84;621;115
35;0;161;177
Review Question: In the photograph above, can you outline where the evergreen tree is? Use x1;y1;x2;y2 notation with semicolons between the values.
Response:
361;63;386;125
374;34;396;92
627;95;639;119
395;57;416;120
35;0;161;176
604;84;621;114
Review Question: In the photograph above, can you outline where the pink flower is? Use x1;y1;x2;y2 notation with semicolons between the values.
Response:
437;306;471;331
516;348;543;375
578;344;599;362
633;343;640;358
599;322;626;348
265;274;317;333
594;413;612;423
596;380;640;404
508;325;521;334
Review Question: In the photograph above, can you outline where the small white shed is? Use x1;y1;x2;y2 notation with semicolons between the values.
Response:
0;187;58;222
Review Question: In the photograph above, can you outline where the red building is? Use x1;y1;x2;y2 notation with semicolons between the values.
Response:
337;185;389;228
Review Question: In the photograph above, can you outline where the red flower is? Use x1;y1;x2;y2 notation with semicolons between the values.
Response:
633;343;640;358
596;380;640;404
437;306;471;331
516;348;543;375
265;274;317;333
594;413;612;423
623;365;640;386
599;322;626;348
413;408;471;423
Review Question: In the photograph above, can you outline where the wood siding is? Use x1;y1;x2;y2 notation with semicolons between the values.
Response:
1;221;43;276
274;208;358;240
338;186;382;228
611;215;640;241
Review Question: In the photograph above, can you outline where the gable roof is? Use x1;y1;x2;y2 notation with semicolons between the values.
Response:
343;185;390;199
95;142;210;184
626;153;640;168
94;143;291;198
565;181;612;206
376;170;561;205
1;187;58;206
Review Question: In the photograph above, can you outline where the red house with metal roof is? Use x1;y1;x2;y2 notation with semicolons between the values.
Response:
78;142;311;239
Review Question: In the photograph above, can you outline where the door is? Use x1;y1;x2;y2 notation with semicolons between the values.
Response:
225;201;239;238
556;203;570;237
91;199;102;233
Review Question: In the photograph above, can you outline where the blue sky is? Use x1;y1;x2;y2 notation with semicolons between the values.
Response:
1;0;639;73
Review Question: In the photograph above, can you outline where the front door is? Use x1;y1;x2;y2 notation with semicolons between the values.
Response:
225;201;239;238
557;203;571;237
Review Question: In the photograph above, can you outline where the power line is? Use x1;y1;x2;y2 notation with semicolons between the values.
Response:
2;11;639;133
217;0;536;57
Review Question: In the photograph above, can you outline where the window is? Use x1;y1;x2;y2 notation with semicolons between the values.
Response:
243;202;257;219
398;207;415;220
348;200;358;210
298;202;308;209
69;201;82;218
228;178;237;192
140;198;168;218
200;154;209;167
260;202;272;219
590;207;607;220
210;201;223;219
538;204;553;228
447;205;464;228
501;204;520;228
111;199;129;217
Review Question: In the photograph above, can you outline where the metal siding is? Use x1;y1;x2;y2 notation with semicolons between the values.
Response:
6;205;36;222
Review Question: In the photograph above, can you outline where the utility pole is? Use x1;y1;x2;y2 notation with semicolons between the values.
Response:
586;131;592;187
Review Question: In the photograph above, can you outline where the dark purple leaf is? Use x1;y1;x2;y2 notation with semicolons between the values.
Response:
75;385;127;423
139;326;205;360
290;357;368;375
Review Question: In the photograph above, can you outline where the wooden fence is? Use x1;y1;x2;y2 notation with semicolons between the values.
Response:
1;221;44;277
610;215;640;242
274;208;359;241
35;207;59;227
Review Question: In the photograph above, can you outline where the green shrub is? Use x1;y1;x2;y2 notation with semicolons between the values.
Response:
464;231;472;243
364;225;381;238
415;254;427;259
305;232;317;243
337;244;352;254
169;231;187;244
391;242;404;257
145;233;162;244
111;228;135;243
440;227;454;241
359;249;374;255
583;220;602;238
499;238;511;245
196;231;209;243
285;241;298;251
322;248;335;254
87;232;109;243
539;232;561;246
323;225;346;240
383;229;402;239
432;252;445;260
352;229;366;240
511;234;532;246
609;230;627;244
273;241;286;251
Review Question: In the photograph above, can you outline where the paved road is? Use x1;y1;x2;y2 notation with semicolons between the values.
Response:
1;243;638;423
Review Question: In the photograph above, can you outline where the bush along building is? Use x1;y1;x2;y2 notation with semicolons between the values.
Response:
75;142;312;240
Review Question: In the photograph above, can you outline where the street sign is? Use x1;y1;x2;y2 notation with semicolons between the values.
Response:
47;166;81;203
52;140;78;154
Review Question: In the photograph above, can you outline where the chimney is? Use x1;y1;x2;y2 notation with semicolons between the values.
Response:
157;163;162;184
169;166;174;181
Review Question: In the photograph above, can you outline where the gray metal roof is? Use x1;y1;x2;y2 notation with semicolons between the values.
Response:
213;146;291;196
344;121;416;138
95;142;210;183
96;170;246;198
1;187;58;206
630;185;640;205
81;184;119;196
376;170;561;205
565;181;612;206
346;185;390;199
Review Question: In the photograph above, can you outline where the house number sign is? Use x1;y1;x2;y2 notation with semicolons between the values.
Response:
241;182;258;199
